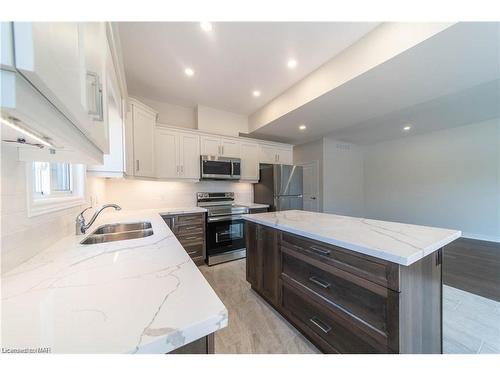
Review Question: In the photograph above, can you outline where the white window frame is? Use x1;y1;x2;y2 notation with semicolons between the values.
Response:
26;162;86;217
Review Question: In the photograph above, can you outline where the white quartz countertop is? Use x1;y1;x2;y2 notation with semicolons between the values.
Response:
1;209;227;354
236;202;269;209
243;210;461;266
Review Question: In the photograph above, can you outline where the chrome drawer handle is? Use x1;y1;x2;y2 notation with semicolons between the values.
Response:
183;236;199;240
309;276;331;289
309;317;332;334
187;250;199;256
310;245;331;256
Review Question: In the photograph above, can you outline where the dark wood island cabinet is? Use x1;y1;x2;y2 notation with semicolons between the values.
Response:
162;212;206;265
245;221;443;354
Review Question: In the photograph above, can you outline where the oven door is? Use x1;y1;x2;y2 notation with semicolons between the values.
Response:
206;215;246;256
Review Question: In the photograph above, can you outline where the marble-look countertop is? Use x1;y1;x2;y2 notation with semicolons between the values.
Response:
157;207;207;215
1;209;227;354
243;210;461;266
236;202;269;209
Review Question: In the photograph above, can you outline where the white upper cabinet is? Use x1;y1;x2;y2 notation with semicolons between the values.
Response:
200;135;240;158
155;128;179;179
220;138;240;158
81;22;109;152
131;99;157;177
179;132;201;179
88;43;124;177
12;22;109;153
1;22;14;67
240;142;259;181
200;135;222;156
122;98;294;183
156;127;200;180
259;144;293;164
276;146;293;164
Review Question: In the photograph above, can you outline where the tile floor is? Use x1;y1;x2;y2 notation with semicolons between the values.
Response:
443;285;500;354
200;259;500;354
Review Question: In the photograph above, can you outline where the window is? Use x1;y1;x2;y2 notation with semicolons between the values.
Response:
32;162;73;197
27;162;85;217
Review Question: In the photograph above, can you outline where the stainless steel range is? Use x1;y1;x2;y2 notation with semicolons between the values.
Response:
197;192;249;266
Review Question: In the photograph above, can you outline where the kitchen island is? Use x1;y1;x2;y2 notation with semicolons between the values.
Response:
243;210;461;354
1;208;227;354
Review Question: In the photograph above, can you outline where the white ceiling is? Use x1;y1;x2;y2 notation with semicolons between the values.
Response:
250;22;500;145
118;22;379;114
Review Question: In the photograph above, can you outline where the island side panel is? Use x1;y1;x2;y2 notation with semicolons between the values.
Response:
398;249;443;354
168;333;215;354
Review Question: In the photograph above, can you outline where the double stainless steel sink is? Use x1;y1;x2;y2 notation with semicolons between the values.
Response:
81;222;153;245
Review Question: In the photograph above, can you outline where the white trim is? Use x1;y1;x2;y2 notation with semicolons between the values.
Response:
461;232;500;243
26;163;86;217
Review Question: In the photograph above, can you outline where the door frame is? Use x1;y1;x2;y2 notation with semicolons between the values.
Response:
297;160;320;212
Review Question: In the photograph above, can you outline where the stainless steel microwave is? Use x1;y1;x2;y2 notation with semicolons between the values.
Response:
200;155;241;180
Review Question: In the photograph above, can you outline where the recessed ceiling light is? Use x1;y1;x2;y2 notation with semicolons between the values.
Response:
403;124;412;131
184;68;195;77
299;124;307;130
287;59;298;69
252;90;261;97
200;22;212;32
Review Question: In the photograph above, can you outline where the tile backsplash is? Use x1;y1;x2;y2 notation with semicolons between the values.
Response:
100;178;254;210
0;146;105;273
1;144;253;273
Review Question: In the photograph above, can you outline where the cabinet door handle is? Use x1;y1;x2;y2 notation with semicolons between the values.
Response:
222;145;224;155
310;245;331;257
309;275;331;289
180;165;183;174
309;317;332;334
176;165;179;174
136;160;140;171
86;71;103;121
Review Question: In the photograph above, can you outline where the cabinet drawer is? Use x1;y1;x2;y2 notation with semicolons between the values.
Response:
282;251;398;339
280;232;399;291
177;232;205;245
184;243;204;259
176;214;204;225
281;282;390;354
176;223;204;235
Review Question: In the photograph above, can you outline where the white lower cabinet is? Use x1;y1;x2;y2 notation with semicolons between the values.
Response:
156;128;200;180
240;142;259;181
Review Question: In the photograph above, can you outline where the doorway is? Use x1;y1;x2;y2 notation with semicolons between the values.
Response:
298;161;320;212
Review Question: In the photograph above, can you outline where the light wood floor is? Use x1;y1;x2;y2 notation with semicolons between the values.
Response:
199;259;319;354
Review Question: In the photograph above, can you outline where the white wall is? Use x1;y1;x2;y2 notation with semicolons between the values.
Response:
363;119;500;241
196;105;248;137
322;137;365;217
135;96;196;129
0;146;106;273
293;138;324;210
102;179;253;210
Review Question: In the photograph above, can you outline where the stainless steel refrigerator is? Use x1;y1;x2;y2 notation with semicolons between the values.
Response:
254;164;303;211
